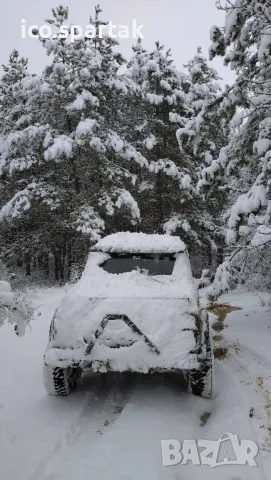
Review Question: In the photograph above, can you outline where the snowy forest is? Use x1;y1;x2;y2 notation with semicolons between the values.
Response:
1;0;271;293
3;2;271;477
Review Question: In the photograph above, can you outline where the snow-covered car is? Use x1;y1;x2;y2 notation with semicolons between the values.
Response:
43;232;213;398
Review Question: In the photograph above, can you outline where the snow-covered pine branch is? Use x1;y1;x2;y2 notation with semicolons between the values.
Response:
0;281;33;336
198;0;271;263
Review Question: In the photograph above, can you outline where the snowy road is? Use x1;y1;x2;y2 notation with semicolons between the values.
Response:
1;288;271;479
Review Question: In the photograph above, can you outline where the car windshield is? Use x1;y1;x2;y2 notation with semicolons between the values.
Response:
100;254;176;276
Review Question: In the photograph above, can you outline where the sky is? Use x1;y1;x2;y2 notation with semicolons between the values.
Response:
0;0;234;85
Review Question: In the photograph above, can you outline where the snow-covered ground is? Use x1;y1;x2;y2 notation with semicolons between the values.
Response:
1;287;271;479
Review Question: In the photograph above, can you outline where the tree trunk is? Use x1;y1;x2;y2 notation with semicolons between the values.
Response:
67;241;72;280
25;253;31;276
54;249;60;281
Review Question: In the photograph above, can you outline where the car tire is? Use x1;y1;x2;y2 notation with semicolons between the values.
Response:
43;363;81;396
188;315;214;399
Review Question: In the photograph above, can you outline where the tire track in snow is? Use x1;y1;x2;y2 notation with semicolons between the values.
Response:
229;341;271;424
232;340;271;374
27;376;113;480
230;342;271;456
220;348;270;480
31;373;138;480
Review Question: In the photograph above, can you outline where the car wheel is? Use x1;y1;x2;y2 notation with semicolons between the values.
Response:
43;363;81;396
188;360;213;399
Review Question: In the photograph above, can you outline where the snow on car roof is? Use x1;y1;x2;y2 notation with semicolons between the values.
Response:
92;232;186;254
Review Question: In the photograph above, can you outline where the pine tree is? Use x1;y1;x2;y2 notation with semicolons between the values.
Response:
176;48;229;267
177;47;224;167
200;1;271;242
126;42;226;273
0;50;28;135
198;0;271;292
0;4;235;282
126;42;195;235
0;6;146;279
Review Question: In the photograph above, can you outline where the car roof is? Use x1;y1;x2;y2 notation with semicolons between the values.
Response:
91;232;186;254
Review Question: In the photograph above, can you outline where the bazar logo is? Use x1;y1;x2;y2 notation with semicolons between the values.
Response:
161;433;259;468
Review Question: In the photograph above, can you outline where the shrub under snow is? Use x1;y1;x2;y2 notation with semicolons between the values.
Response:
0;281;33;336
